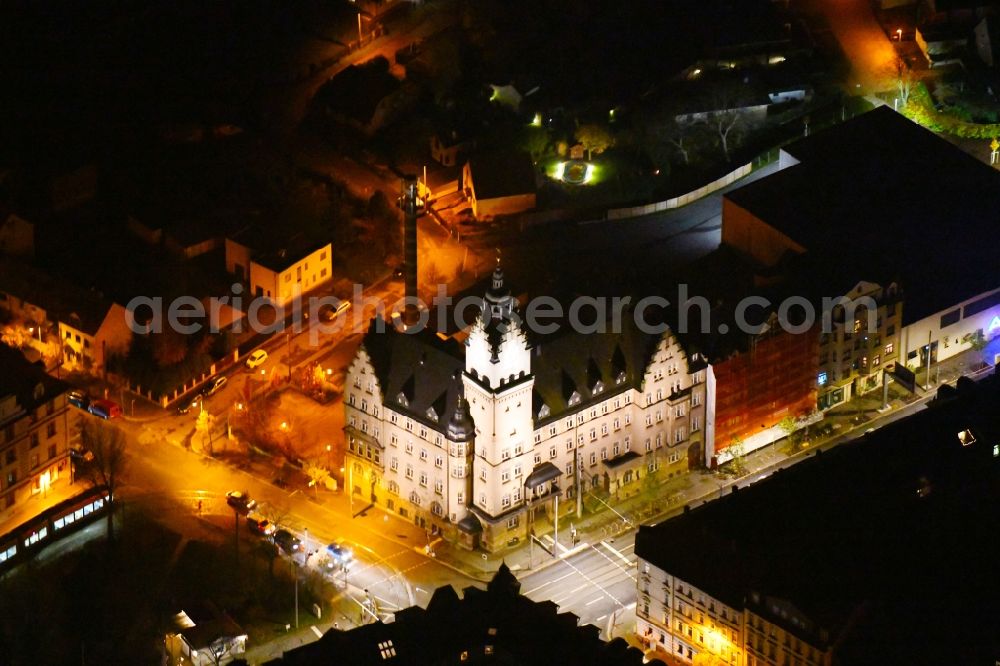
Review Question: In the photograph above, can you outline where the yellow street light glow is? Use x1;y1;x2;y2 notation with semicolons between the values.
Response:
531;112;542;126
553;162;566;180
280;421;289;431
583;163;595;184
326;368;333;375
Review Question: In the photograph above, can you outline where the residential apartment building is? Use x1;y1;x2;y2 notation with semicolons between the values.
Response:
58;300;132;373
0;257;132;373
0;345;74;523
634;372;1000;666
345;265;707;551
226;235;333;307
817;280;902;410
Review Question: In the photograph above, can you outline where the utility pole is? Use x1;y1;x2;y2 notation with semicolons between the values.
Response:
924;330;933;390
291;559;299;629
552;493;559;557
575;451;583;519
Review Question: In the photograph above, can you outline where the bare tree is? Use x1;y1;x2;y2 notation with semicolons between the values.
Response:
709;110;741;163
79;420;128;541
894;55;914;107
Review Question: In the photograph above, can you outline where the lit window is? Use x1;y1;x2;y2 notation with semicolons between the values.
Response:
957;429;976;447
817;372;828;386
378;640;396;659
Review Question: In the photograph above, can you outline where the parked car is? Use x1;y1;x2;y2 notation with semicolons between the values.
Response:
201;376;227;397
226;490;257;514
246;512;276;537
176;394;201;415
319;300;352;321
245;349;268;369
67;391;90;410
273;529;302;554
88;399;122;419
325;541;353;568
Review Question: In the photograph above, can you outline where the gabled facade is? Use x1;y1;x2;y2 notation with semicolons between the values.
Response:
0;346;74;524
225;237;333;307
817;280;903;411
59;302;132;374
345;265;709;552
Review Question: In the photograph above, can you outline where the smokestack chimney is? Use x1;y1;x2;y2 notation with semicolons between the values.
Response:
402;174;419;324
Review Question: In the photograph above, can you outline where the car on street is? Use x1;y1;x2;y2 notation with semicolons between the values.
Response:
245;349;268;369
201;376;227;397
176;394;202;415
246;512;276;537
273;529;302;554
319;300;351;321
67;391;90;410
225;490;257;514
324;541;353;568
88;399;122;419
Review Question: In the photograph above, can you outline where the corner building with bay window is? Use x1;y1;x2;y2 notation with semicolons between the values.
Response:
344;265;709;552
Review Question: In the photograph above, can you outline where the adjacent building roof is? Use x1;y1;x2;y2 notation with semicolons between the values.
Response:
724;106;1000;324
635;373;1000;664
0;344;71;421
266;564;657;666
0;256;116;336
467;151;536;200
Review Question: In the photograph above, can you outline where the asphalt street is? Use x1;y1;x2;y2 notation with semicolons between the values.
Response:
521;533;638;639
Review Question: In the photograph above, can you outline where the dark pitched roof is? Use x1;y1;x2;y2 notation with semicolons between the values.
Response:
266;565;657;666
361;319;468;434
251;240;328;273
724;107;1000;323
636;373;1000;664
467;151;536;200
0;344;71;421
0;257;116;335
530;305;661;426
315;56;401;126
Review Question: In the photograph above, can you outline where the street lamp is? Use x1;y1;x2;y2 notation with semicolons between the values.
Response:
896;28;902;41
290;558;299;629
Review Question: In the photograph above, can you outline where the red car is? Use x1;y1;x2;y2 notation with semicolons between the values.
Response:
88;399;122;419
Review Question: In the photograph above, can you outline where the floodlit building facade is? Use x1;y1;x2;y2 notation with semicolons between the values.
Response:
345;265;708;551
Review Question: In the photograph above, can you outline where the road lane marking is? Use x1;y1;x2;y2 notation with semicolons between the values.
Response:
585;596;603;606
553;557;628;609
590;542;637;581
596;614;607;623
601;540;633;566
311;626;323;638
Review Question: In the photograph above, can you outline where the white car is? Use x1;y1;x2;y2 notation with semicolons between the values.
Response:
245;350;268;369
